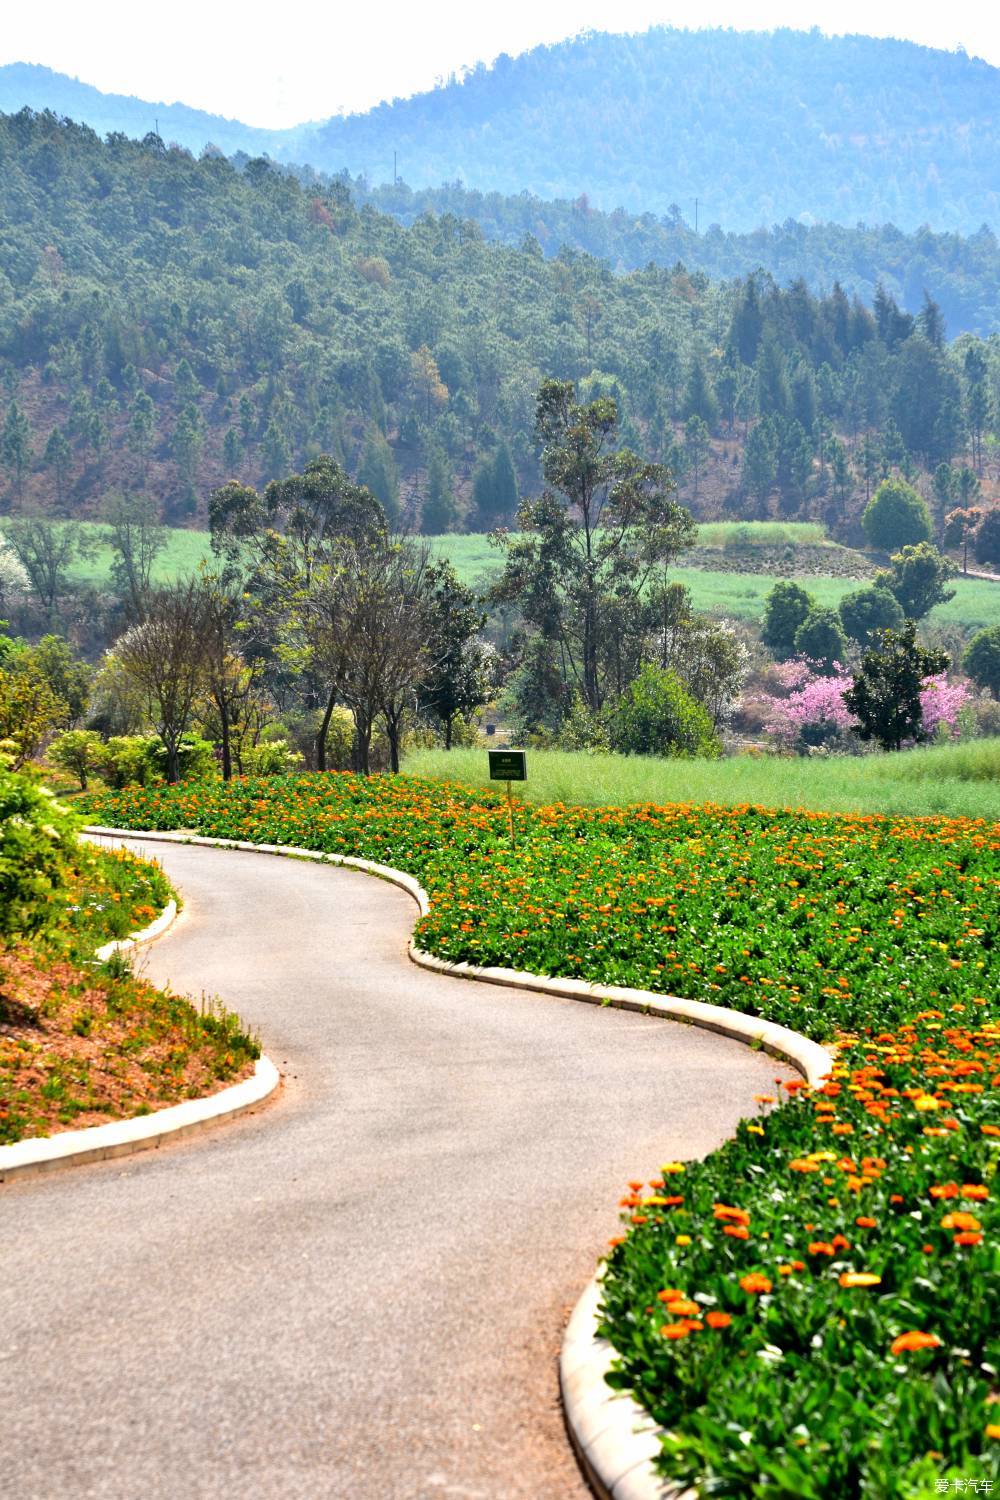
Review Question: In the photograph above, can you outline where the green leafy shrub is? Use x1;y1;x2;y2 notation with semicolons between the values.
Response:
0;756;79;937
862;477;933;552
609;666;721;758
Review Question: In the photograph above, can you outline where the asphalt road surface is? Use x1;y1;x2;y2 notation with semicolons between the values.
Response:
3;839;792;1500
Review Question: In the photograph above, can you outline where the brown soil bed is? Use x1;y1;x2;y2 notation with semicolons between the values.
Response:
0;946;258;1145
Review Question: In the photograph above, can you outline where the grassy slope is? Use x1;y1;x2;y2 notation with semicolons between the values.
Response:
16;521;997;633
403;741;1000;822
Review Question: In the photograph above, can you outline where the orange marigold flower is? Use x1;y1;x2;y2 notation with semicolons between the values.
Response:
831;1234;851;1250
660;1323;690;1340
941;1212;981;1231
981;1125;1000;1138
705;1311;732;1329
986;1424;1000;1441
953;1231;983;1247
808;1242;836;1256
739;1273;772;1294
963;1184;989;1201
664;1298;700;1316
890;1331;941;1356
714;1204;751;1225
929;1183;960;1200
656;1288;686;1303
724;1225;750;1240
855;1217;877;1228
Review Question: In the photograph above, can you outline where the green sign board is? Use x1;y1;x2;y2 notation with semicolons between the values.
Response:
488;749;527;782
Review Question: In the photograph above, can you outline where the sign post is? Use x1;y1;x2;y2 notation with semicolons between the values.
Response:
488;749;527;843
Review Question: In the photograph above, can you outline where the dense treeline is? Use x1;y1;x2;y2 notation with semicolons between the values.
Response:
352;180;1000;339
1;110;999;539
4;28;1000;235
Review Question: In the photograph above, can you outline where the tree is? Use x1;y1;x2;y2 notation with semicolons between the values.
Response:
410;345;448;421
0;666;65;768
843;622;948;751
47;728;104;790
683;415;710;500
862;477;932;553
0;542;28;614
838;586;904;650
943;505;983;576
742;418;777;515
490;442;518;521
419;561;488;748
126;393;155;483
357;430;400;526
25;634;91;723
103;492;166;618
793;607;848;673
974;509;1000;568
682;357;718;432
110;581;209;782
421;442;460;533
932;463;956;527
3;518;82;623
874;542;956;621
492;380;695;715
1;402;32;504
762;580;813;660
43;428;72;504
963;626;1000;698
304;536;430;773
608;665;720;759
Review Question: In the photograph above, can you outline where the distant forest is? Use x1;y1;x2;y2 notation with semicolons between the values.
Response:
0;111;997;539
3;28;1000;233
348;180;1000;339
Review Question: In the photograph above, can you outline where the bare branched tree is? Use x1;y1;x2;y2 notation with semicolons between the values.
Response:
111;580;209;781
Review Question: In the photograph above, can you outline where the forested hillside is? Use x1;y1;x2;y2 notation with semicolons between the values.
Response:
303;29;1000;233
1;110;998;540
4;28;1000;234
352;180;1000;339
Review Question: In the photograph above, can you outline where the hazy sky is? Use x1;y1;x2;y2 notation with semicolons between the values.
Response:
2;0;997;127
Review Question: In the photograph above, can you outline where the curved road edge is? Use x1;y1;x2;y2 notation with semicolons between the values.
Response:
74;824;836;1500
2;857;279;1186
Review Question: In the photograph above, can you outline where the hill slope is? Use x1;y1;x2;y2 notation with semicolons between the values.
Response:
4;28;1000;233
0;63;278;157
1;110;997;548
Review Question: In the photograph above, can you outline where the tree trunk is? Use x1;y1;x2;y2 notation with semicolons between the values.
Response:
316;685;337;772
219;696;232;781
165;736;180;783
444;713;453;750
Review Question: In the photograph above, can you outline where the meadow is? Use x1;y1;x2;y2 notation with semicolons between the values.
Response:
404;740;1000;821
14;519;994;634
81;771;1000;1492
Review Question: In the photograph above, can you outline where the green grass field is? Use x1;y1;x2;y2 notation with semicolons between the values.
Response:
6;520;997;633
403;739;1000;821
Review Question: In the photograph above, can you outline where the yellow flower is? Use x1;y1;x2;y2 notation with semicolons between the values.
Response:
661;1162;686;1175
675;1234;692;1246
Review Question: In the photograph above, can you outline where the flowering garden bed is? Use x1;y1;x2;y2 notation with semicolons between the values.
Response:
84;773;999;1495
1;777;259;1147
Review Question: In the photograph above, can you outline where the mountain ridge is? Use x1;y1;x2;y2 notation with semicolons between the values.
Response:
3;28;1000;232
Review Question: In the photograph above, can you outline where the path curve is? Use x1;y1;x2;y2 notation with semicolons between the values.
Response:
3;838;795;1500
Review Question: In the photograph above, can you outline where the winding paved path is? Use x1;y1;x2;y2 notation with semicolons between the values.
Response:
3;839;792;1500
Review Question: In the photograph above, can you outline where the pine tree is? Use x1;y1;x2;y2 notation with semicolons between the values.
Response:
421;442;460;533
1;401;33;503
358;430;400;526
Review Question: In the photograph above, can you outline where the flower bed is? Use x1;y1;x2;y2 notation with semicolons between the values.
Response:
83;773;999;1493
1;773;259;1147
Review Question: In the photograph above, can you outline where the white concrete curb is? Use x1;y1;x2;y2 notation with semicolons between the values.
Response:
0;1058;280;1185
93;898;178;962
1;839;280;1185
82;824;837;1498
